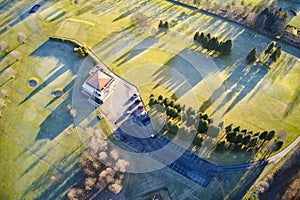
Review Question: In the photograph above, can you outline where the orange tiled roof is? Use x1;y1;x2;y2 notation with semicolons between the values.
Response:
86;70;112;91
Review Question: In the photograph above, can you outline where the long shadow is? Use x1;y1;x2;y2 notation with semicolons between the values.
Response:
33;159;84;200
19;39;94;105
22;150;83;199
169;0;300;58
152;49;212;98
0;62;15;75
115;36;159;67
49;12;65;22
87;116;99;127
35;94;73;140
15;140;47;161
45;9;62;19
224;64;268;114
200;61;267;113
166;0;197;10
283;84;300;118
0;0;46;35
248;55;298;102
17;153;48;181
0;77;12;87
231;163;267;200
112;10;132;22
44;79;75;108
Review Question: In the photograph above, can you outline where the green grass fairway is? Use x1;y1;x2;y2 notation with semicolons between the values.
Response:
90;0;300;152
0;0;300;199
289;12;300;29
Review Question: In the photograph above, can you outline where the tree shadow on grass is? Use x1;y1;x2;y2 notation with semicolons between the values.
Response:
199;61;268;114
283;83;300;118
224;64;268;114
234;163;268;199
112;10;132;22
152;48;215;99
209;147;258;166
114;36;159;67
22;148;84;200
214;162;267;200
0;0;48;34
87;116;100;128
49;11;65;22
44;79;75;108
35;94;73;140
19;39;95;105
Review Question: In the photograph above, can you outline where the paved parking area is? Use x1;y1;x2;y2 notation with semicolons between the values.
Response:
98;77;217;187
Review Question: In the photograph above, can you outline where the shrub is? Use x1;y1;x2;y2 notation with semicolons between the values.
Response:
193;134;203;147
75;45;89;58
246;47;258;64
197;119;208;133
216;141;226;151
158;95;163;100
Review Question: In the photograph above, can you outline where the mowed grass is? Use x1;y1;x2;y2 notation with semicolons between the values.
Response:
99;116;113;137
0;0;135;198
89;0;300;151
289;12;300;29
0;1;90;198
0;0;299;199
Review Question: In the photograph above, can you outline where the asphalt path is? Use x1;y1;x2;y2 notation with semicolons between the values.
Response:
113;113;269;187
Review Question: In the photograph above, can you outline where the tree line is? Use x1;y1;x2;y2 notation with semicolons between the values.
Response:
149;94;181;118
255;7;289;36
193;31;233;55
216;124;283;153
148;94;214;148
158;20;170;30
246;41;282;64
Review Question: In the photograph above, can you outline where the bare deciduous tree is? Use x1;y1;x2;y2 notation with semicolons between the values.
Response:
108;183;123;194
245;12;257;26
0;41;8;51
130;12;152;28
99;167;116;186
110;149;119;161
1;89;8;97
67;104;72;110
4;68;15;79
17;32;27;43
70;108;77;117
85;127;95;137
67;188;85;200
98;151;108;161
85;177;97;191
0;98;6;108
114;159;129;173
50;176;59;183
10;50;21;61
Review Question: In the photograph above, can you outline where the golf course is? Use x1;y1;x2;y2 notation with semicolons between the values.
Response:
0;0;299;199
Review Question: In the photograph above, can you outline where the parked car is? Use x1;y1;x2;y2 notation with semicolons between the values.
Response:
140;111;147;117
120;135;128;141
141;116;151;125
137;105;144;109
134;99;141;104
152;194;162;200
